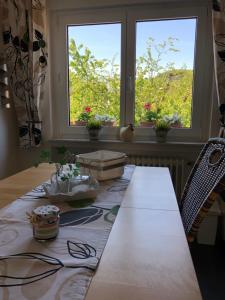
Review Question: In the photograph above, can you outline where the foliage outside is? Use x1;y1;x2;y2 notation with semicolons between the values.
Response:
68;35;193;128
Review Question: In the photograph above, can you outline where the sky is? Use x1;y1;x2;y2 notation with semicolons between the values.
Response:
68;18;196;70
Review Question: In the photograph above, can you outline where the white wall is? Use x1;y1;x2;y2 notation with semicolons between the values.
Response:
0;25;20;179
47;0;209;10
0;100;46;179
0;102;17;178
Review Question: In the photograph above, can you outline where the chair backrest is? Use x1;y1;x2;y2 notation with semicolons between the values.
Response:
180;138;225;241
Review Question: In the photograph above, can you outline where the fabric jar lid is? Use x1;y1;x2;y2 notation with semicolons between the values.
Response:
33;205;60;218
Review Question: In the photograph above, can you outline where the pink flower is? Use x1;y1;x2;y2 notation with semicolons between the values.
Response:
144;102;151;111
84;106;91;113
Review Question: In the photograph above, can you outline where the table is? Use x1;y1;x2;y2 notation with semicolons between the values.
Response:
0;165;202;300
0;163;55;209
86;167;202;300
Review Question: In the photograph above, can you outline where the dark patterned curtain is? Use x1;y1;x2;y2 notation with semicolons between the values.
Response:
212;0;225;137
0;0;47;148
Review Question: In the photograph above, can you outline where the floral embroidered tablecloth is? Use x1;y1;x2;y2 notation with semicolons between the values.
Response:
0;166;135;300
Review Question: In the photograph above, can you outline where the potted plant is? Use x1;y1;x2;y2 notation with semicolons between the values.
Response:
170;113;183;128
140;102;158;127
163;113;183;128
95;114;116;126
154;119;170;143
75;106;92;126
86;119;102;140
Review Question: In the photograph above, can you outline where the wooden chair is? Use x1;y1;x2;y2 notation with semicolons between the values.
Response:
180;138;225;242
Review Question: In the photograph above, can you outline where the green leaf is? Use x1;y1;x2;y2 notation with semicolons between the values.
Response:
56;146;67;155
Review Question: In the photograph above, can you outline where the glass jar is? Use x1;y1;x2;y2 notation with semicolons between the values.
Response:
32;205;60;241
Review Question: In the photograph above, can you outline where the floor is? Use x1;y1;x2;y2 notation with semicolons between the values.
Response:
191;232;225;300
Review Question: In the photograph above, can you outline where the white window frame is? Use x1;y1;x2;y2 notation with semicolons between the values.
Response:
49;1;213;142
50;9;126;140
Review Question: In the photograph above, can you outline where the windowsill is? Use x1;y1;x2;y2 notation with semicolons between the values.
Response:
50;138;204;145
49;138;204;157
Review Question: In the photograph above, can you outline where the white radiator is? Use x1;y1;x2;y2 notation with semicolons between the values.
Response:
128;155;187;200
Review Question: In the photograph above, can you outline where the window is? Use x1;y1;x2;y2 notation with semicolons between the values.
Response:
135;19;196;129
50;2;212;142
68;23;121;126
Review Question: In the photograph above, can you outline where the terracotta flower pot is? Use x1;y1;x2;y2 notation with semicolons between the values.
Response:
140;121;155;127
102;120;116;127
75;120;87;126
171;123;182;128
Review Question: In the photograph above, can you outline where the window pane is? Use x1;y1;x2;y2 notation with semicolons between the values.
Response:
135;18;196;128
68;23;121;126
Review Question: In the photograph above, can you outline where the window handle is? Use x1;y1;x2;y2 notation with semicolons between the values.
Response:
128;75;133;93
